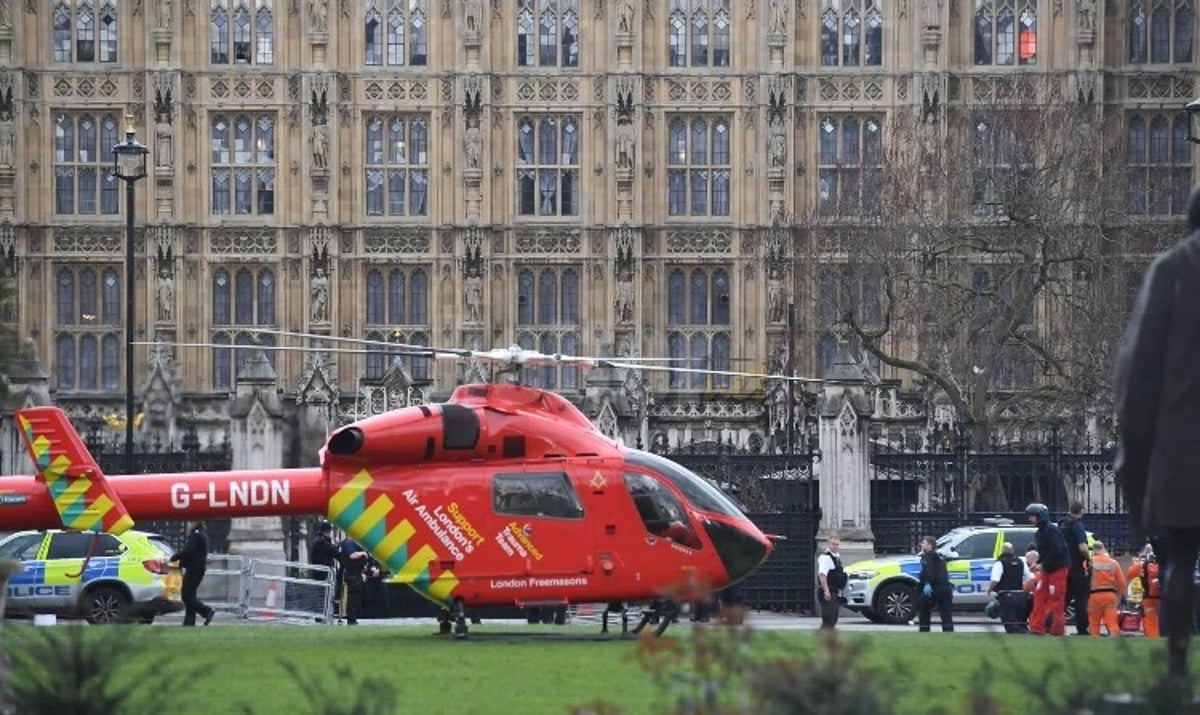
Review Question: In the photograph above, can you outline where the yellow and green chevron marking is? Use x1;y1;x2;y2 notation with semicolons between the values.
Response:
18;412;134;534
327;469;459;606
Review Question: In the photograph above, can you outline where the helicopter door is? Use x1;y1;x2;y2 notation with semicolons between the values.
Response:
489;470;591;580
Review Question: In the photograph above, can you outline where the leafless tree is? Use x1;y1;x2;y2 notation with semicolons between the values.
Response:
802;99;1147;509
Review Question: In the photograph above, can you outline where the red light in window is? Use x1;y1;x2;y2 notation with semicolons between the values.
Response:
1020;30;1037;61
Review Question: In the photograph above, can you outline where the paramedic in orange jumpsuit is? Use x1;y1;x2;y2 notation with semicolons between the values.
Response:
1087;541;1127;636
1127;547;1162;638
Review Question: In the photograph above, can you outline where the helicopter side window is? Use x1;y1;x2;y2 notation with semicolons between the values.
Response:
492;472;585;519
623;473;701;550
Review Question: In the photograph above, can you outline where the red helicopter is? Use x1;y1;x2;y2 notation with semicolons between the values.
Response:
0;339;811;637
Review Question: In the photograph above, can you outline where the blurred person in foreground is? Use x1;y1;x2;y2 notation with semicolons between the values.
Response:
1114;184;1200;682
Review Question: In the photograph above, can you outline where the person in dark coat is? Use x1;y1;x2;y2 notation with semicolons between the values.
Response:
309;521;339;619
169;520;215;627
337;537;368;625
1114;184;1200;681
309;521;338;581
917;535;953;632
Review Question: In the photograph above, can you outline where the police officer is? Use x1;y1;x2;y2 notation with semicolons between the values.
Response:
988;542;1033;633
917;535;954;632
337;536;368;625
310;522;338;578
309;521;338;619
169;520;215;627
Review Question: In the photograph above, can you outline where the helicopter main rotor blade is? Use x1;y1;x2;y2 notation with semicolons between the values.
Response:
597;359;825;384
132;340;382;356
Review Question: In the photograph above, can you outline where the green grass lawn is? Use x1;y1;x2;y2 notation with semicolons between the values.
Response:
1;622;1192;715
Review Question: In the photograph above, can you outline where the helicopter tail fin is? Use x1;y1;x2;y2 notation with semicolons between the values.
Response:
16;407;135;534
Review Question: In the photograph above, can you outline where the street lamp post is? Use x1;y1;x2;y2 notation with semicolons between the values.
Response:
111;118;149;476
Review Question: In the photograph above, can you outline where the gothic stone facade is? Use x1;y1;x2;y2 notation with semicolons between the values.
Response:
0;1;1193;465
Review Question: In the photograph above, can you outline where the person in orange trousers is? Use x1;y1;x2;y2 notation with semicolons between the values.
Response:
1087;541;1127;636
1127;544;1162;638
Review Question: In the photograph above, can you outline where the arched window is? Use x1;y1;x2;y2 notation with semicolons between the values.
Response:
211;114;275;215
516;116;580;217
667;117;731;217
1126;113;1192;215
53;0;119;64
235;267;254;325
666;267;733;390
668;0;730;67
514;265;582;389
54;113;120;216
817;115;884;218
211;0;274;65
365;0;428;66
517;0;579;67
212;269;231;324
1129;1;1194;64
53;265;123;392
364;115;430;217
974;0;1037;66
821;0;883;67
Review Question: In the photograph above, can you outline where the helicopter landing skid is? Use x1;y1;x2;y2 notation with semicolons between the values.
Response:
435;601;471;639
630;600;680;638
600;602;630;636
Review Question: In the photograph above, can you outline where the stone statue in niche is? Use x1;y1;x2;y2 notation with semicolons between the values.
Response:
615;273;635;324
922;0;942;27
311;83;330;170
617;0;635;33
157;0;171;29
767;265;785;323
615;117;635;171
310;0;328;33
0;112;13;168
0;85;13;168
0;0;13;29
156;267;174;322
462;0;481;34
155;113;172;167
311;265;329;322
614;86;635;171
767;115;786;169
312;122;329;169
1077;0;1097;33
464;273;482;323
768;0;788;35
464;121;482;170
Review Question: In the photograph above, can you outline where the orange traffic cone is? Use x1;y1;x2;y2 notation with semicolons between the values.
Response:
264;580;279;618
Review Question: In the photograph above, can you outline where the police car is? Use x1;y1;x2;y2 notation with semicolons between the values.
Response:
841;519;1039;625
0;529;183;624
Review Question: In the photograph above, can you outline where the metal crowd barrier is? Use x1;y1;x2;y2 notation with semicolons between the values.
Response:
198;554;335;625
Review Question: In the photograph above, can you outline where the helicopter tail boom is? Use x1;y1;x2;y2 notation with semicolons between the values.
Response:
15;407;135;534
0;467;330;529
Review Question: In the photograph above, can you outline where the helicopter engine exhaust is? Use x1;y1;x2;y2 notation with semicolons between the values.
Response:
325;403;481;463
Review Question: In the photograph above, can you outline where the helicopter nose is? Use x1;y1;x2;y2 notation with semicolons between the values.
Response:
703;519;772;586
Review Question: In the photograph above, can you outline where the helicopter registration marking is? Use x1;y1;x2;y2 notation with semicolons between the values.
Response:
169;480;291;510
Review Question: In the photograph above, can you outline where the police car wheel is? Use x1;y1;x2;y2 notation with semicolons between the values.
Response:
83;586;130;625
861;608;882;623
874;582;918;625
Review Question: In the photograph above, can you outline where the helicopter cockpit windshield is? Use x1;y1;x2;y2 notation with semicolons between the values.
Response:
624;451;746;520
